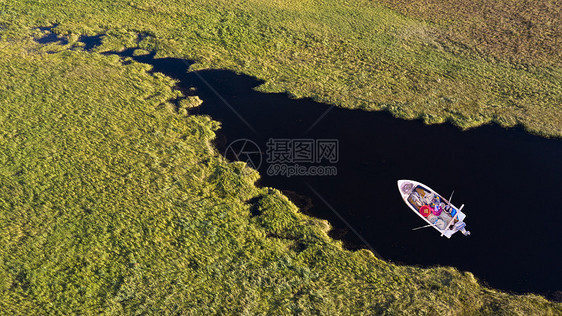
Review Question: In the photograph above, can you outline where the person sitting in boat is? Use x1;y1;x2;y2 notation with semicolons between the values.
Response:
430;196;440;209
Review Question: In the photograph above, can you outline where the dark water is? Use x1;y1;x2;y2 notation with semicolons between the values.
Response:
34;29;102;51
112;50;562;300
35;32;69;45
78;35;103;51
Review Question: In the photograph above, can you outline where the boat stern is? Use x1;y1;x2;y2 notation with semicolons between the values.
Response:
454;221;471;236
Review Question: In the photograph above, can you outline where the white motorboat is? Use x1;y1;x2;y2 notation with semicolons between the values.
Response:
397;180;471;238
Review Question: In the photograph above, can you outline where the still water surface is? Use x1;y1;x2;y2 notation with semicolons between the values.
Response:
121;51;562;299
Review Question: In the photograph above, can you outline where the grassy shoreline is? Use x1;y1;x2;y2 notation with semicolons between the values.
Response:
0;0;561;313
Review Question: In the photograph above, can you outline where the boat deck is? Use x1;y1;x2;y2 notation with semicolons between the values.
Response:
407;185;458;232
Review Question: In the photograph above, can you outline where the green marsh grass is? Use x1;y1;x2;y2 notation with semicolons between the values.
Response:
0;0;561;313
0;39;560;314
0;0;561;136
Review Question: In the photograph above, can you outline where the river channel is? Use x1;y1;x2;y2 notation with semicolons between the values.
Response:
117;50;562;300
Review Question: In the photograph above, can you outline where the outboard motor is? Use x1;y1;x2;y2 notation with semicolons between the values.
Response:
454;222;471;236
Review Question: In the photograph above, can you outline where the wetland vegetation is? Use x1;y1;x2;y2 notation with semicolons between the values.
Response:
1;0;561;137
0;0;561;314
